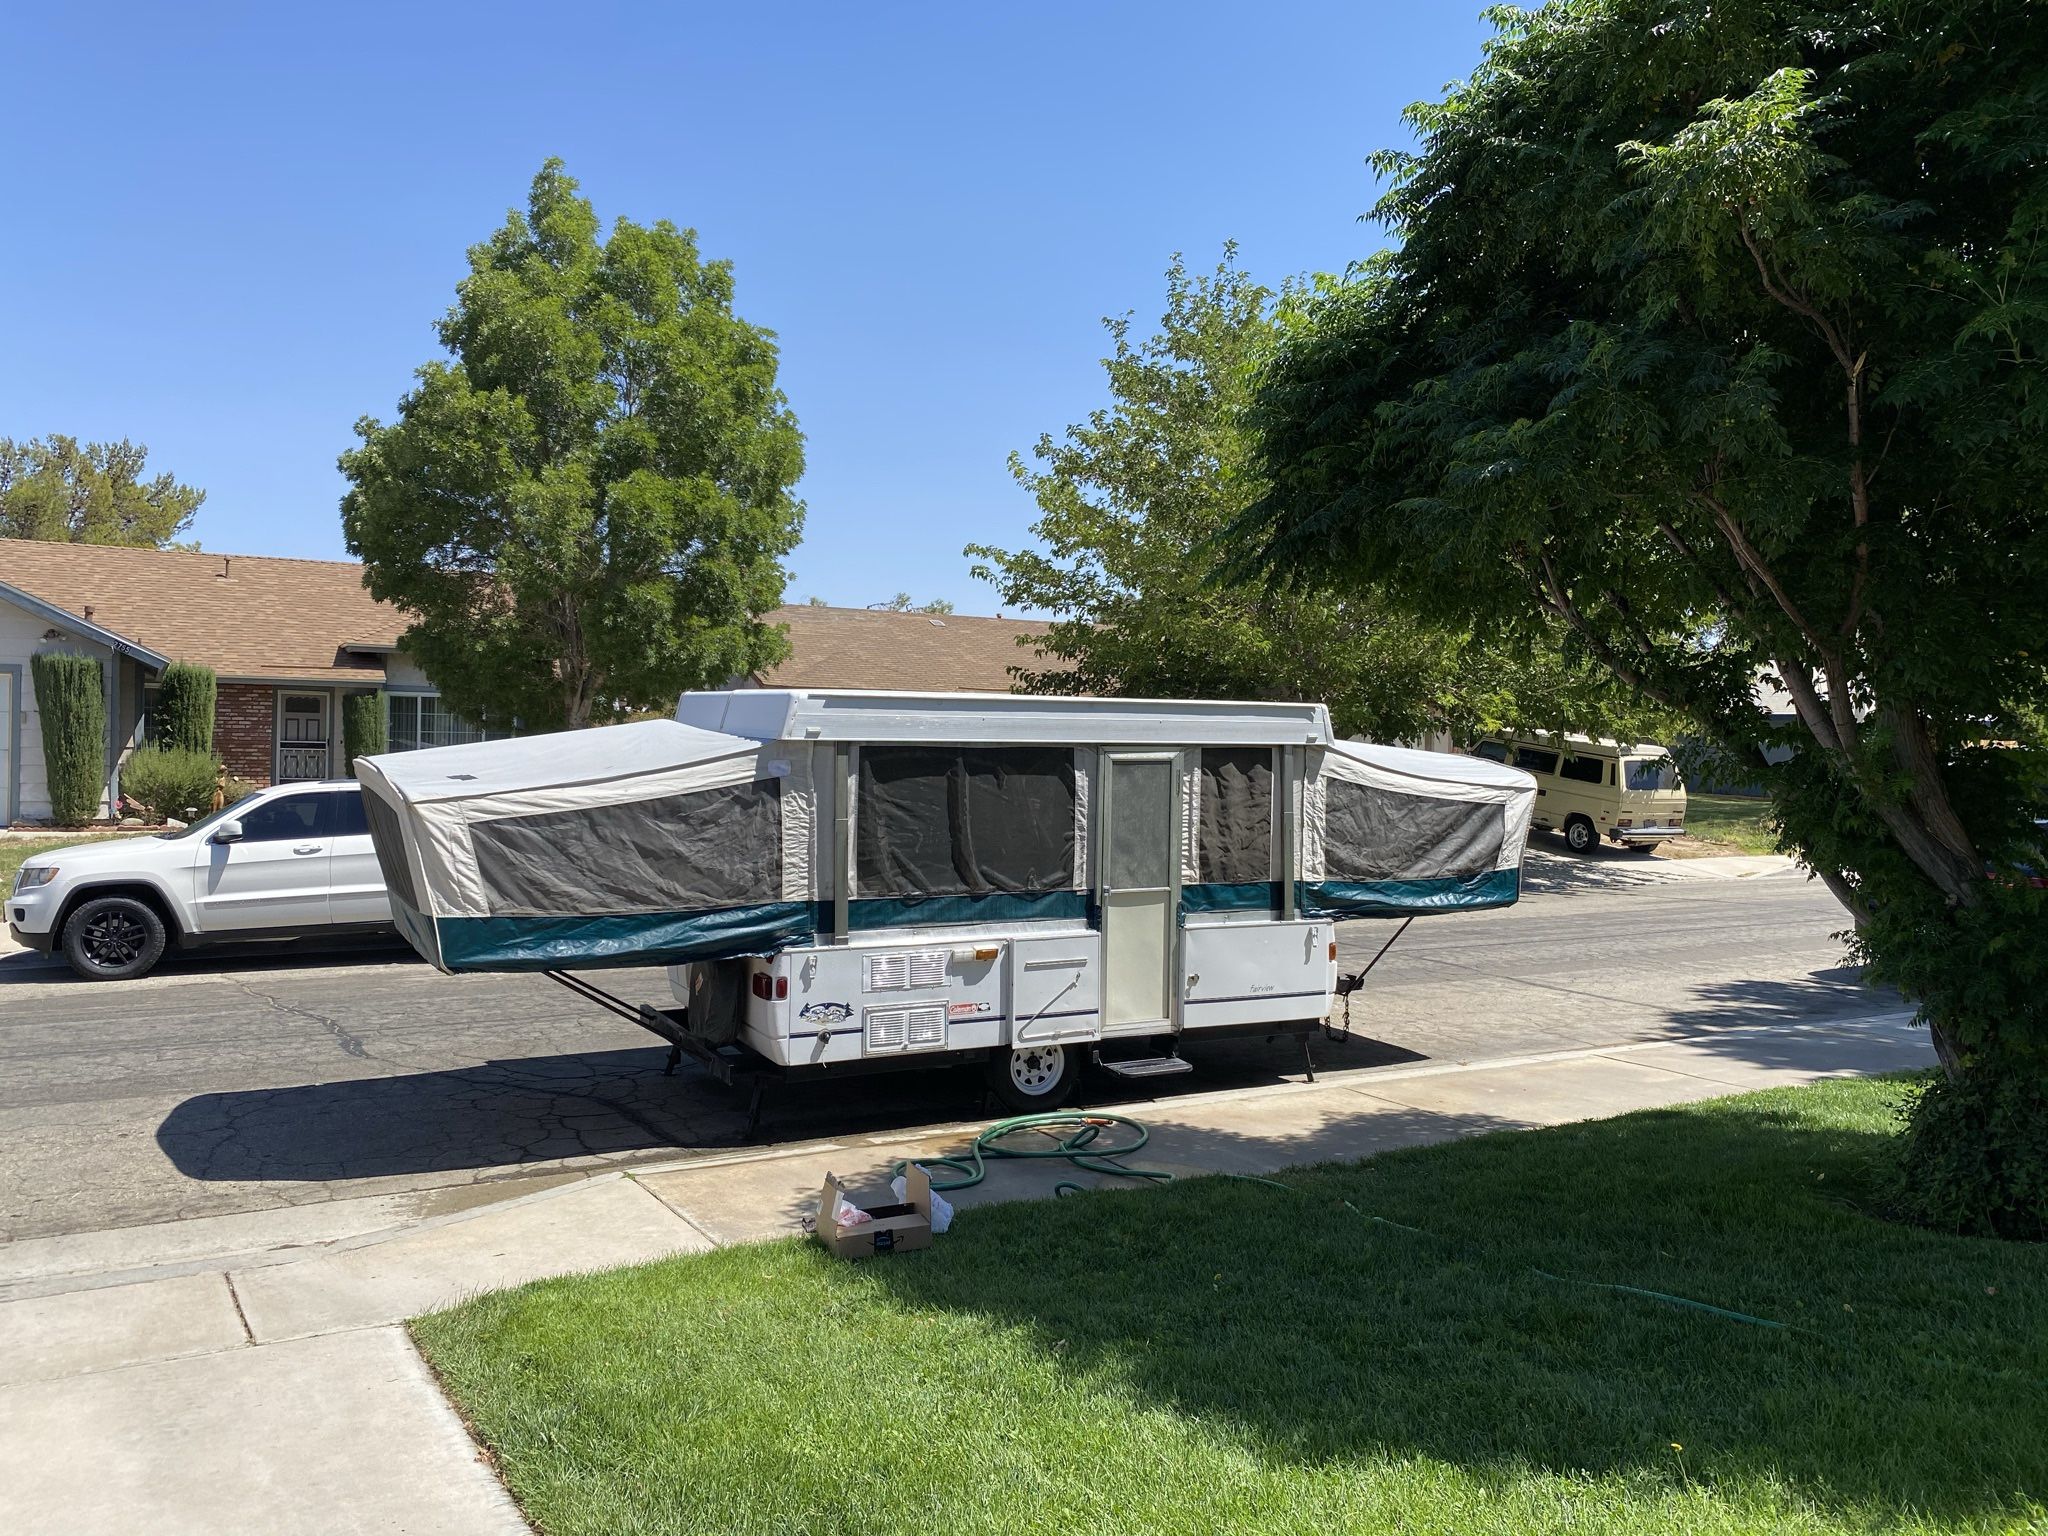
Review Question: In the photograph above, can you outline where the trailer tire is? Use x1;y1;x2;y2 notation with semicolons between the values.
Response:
1563;816;1598;855
986;1041;1079;1112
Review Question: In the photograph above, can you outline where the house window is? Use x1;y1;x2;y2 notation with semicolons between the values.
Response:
386;693;511;753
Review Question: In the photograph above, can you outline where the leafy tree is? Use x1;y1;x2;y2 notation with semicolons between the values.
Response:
971;249;1655;744
1232;1;2048;1232
341;160;805;729
153;662;216;755
0;437;203;546
342;691;388;776
878;593;955;614
31;652;105;825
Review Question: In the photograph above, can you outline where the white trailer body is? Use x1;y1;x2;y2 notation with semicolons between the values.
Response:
357;691;1535;1103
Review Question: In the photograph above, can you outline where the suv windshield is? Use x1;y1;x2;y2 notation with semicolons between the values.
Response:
154;795;262;840
1623;759;1680;793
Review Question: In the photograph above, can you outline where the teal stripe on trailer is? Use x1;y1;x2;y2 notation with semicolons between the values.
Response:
848;890;1088;929
388;894;442;968
1182;881;1281;914
435;902;820;972
1297;868;1520;917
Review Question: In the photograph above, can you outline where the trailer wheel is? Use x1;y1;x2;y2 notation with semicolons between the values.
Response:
1563;816;1598;855
986;1041;1078;1112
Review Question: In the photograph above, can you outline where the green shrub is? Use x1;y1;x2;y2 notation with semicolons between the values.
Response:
155;662;217;754
1891;1058;2048;1242
342;691;387;777
120;746;220;823
31;651;106;825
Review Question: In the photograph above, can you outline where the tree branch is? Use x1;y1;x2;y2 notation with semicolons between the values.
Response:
1519;546;1687;714
1694;491;1833;663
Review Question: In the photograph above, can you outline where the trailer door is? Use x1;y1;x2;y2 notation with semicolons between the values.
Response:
1099;751;1181;1036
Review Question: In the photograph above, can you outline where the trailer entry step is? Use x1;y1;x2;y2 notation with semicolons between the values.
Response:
1095;1054;1195;1080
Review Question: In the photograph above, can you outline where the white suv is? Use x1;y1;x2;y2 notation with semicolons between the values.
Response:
8;781;394;981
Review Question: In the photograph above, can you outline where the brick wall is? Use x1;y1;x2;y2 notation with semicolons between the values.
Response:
215;683;274;786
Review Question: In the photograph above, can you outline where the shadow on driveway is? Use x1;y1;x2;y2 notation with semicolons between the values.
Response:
156;1029;1426;1186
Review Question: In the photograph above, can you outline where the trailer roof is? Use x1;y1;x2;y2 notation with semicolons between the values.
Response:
676;688;1336;746
361;719;758;804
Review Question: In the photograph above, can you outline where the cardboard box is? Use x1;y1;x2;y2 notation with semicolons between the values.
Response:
815;1165;933;1260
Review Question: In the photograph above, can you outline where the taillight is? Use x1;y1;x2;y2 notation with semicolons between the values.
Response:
775;976;789;1000
751;971;788;1001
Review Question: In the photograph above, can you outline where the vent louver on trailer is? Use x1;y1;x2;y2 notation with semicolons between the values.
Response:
864;1002;949;1053
865;951;948;991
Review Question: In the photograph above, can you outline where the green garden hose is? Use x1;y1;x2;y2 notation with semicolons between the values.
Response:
897;1111;1175;1197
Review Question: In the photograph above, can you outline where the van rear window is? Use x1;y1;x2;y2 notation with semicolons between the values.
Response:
1625;759;1680;792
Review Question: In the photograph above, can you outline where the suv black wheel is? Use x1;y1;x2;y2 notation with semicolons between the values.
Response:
1563;816;1598;855
62;896;168;981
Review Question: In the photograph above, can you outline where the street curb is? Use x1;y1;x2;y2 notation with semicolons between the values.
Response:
3;1007;1921;1301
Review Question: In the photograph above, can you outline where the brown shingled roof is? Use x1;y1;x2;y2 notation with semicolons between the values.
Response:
756;605;1064;693
0;540;1069;694
0;538;403;684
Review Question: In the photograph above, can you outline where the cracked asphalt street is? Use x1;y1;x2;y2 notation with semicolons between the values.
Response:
0;846;1898;1245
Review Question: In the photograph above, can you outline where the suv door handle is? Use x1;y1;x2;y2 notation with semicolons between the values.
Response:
293;844;324;855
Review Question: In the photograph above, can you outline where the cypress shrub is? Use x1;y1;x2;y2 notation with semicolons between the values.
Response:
343;691;388;777
155;662;218;754
31;651;106;826
120;746;220;823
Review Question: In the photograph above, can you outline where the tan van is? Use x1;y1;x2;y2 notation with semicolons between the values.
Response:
1471;734;1686;854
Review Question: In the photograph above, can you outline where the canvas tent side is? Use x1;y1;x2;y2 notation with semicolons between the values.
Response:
355;720;818;973
1301;740;1535;917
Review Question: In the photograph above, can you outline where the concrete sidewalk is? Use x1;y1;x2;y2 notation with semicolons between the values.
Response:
0;1009;1930;1535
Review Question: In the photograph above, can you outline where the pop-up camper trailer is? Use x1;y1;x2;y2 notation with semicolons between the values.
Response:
357;691;1536;1110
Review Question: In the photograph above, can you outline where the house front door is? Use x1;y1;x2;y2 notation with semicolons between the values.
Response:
278;693;330;781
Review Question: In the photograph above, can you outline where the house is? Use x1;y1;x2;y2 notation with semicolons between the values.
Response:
749;604;1057;693
0;537;1058;824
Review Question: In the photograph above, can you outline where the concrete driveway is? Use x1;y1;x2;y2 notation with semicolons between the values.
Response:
0;848;1891;1263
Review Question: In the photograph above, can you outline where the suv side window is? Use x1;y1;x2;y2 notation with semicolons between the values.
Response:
235;794;326;843
325;790;370;838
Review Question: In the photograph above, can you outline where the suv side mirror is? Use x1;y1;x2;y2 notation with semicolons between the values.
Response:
212;819;245;844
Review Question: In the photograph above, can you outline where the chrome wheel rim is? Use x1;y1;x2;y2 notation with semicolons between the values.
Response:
82;910;146;969
1009;1044;1064;1095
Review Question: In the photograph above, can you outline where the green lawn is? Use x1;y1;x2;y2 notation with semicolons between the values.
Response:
0;833;144;892
1684;792;1782;855
414;1077;2045;1536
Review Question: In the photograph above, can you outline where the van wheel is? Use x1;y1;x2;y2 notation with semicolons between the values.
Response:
63;896;168;981
1563;816;1598;855
986;1042;1079;1113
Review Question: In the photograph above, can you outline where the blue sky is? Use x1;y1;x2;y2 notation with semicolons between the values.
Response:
0;3;1493;613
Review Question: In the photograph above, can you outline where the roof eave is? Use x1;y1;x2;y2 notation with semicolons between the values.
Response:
0;578;172;670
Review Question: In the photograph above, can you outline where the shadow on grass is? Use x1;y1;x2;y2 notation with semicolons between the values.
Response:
845;1086;2042;1525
